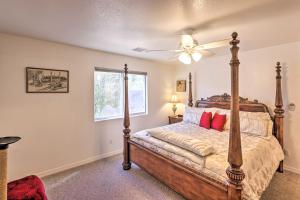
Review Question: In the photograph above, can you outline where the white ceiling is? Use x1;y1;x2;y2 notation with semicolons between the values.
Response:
1;0;300;62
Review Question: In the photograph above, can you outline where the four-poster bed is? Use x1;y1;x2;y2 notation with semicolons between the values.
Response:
122;32;284;200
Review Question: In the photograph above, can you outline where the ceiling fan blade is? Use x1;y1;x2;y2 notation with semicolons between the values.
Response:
168;53;181;60
195;38;231;50
132;47;183;53
144;49;183;53
197;49;215;57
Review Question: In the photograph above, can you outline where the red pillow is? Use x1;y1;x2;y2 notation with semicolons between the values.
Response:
199;112;212;129
211;113;227;132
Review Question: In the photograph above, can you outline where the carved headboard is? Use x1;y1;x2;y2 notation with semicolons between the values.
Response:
195;93;273;119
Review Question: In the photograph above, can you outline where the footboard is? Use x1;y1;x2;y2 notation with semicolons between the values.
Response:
129;140;228;200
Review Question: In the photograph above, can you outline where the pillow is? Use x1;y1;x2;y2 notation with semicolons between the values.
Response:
183;107;221;125
240;117;272;137
223;110;273;137
183;107;205;124
213;108;231;130
203;107;219;114
199;112;212;129
211;113;227;132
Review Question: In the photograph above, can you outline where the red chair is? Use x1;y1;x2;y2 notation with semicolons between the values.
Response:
8;175;48;200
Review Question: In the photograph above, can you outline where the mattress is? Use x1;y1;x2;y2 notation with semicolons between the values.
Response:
131;122;284;200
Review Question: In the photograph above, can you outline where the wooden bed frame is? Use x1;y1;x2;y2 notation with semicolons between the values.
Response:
122;32;284;200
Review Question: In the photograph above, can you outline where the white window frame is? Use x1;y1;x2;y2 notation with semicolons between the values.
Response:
94;67;148;121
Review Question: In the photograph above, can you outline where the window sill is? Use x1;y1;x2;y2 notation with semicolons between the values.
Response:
94;113;148;122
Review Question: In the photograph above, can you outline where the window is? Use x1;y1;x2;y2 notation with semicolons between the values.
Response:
94;68;147;121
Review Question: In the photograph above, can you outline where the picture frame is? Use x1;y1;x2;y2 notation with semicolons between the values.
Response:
176;80;186;92
26;67;69;93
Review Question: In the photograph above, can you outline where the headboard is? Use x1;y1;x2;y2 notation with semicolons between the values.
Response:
195;93;273;118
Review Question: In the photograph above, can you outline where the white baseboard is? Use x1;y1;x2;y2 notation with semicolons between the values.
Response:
37;149;122;178
285;165;300;174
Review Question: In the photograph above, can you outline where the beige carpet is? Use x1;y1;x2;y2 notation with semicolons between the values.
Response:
43;154;300;200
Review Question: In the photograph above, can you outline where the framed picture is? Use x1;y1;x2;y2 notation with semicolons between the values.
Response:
26;67;69;93
176;80;186;92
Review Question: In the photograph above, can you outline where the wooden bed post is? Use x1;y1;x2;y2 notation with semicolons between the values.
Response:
188;72;193;107
226;32;245;200
274;62;284;173
122;64;131;170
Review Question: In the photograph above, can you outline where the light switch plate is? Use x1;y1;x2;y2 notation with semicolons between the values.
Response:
288;103;296;111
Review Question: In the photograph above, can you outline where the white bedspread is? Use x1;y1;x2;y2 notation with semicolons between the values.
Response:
131;122;284;200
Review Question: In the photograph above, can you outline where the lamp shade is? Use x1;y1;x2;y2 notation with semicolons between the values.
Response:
178;52;191;65
170;95;179;103
192;52;202;62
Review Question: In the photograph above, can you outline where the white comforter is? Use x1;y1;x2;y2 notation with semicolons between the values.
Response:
148;128;215;156
131;122;284;200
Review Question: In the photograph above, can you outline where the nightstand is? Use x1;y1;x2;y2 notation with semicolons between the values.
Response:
168;115;183;124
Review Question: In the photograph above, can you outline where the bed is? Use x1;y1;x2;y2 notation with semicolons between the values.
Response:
121;32;285;200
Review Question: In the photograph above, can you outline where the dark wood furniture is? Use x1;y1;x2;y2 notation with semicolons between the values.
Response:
168;115;183;124
122;32;284;200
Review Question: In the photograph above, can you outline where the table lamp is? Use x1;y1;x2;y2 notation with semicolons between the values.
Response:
170;95;179;116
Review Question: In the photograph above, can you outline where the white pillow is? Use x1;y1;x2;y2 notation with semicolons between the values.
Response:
223;110;273;137
203;107;220;114
183;107;220;125
240;117;273;137
183;107;205;124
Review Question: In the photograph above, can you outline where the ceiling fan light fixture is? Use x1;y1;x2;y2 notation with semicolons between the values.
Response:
178;52;191;65
181;35;194;48
192;52;202;62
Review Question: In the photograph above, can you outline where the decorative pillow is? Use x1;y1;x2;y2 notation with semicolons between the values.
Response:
213;109;231;130
222;110;273;137
199;112;212;129
211;113;227;132
240;117;272;137
183;107;205;124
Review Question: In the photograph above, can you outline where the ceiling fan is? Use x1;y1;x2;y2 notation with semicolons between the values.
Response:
133;34;231;65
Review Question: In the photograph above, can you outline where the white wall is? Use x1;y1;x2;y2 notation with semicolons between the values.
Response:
175;41;300;173
0;33;175;181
